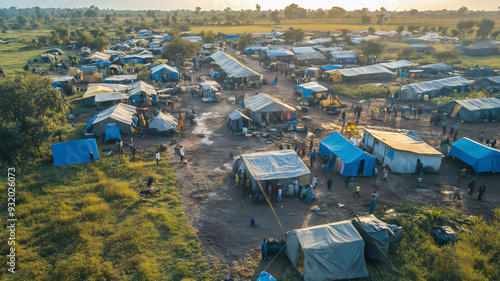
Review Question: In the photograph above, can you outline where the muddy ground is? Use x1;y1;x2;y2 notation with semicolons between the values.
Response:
82;51;500;280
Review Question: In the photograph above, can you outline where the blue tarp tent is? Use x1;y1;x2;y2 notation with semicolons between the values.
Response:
51;139;99;166
320;65;342;71
151;63;180;81
319;132;375;177
257;271;277;281
104;124;121;142
296;82;329;98
227;110;252;132
447;138;500;173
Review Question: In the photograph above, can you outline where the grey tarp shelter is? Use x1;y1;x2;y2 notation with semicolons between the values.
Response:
209;51;263;81
475;76;500;91
459;44;499;56
464;67;496;78
227;110;252;132
148;112;178;135
285;220;369;281
232;150;310;193
438;98;500;123
328;51;357;64
242;93;296;122
379;60;413;72
295;52;327;65
397;76;473;100
352;215;403;262
330;64;393;83
92;103;136;135
416;63;452;75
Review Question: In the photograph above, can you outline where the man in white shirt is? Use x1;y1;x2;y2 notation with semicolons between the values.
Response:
312;175;318;188
179;146;185;162
156;151;160;165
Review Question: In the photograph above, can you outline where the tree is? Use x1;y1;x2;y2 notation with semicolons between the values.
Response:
55;27;69;42
328;7;346;17
284;4;307;19
380;7;387;12
163;35;199;59
397;26;405;33
237;34;253;51
0;75;68;166
84;6;98;18
270;11;280;24
476;18;495;39
400;47;413;59
361;15;371;24
458;6;468;15
104;14;111;23
457;20;475;39
368;27;375;34
376;14;385;24
432;49;458;62
284;28;305;42
410;9;418;16
37;35;48;45
360;41;385;63
16;15;28;27
491;30;500;40
255;4;261;13
203;32;216;44
450;29;460;37
195;7;201;15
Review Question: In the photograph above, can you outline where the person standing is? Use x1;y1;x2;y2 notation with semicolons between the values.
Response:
119;140;124;154
449;124;455;136
417;171;424;187
179;145;185;162
250;217;255;226
370;195;377;214
89;150;95;164
341;110;346;120
132;146;137;160
467;178;476;196
453;130;458;142
478;182;487;201
442;124;446;135
279;143;283;150
301;146;306;157
374;167;378;180
457;168;466;185
312;175;318;188
287;144;290;150
383;166;389;181
345;174;352;187
452;186;461;201
353;184;360;197
309;138;313;154
311;149;316;162
235;173;240;187
261;239;268;261
294;144;299;152
327;177;333;191
156;151;160;165
277;189;282;202
479;131;484;143
349;177;355;190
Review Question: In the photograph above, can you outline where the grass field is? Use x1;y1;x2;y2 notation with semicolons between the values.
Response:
0;149;222;280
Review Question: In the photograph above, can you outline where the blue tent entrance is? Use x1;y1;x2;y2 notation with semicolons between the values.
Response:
105;124;121;143
51;139;100;166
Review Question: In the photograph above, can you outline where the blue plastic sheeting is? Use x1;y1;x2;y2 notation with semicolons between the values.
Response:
104;125;121;142
447;138;500;173
51;139;99;166
84;115;97;133
265;49;294;57
296;82;329;98
320;65;342;71
319;132;375;177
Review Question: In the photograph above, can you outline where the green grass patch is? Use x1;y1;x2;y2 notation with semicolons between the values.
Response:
335;84;391;99
431;91;488;106
0;148;222;280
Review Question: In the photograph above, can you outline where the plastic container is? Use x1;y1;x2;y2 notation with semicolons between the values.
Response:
242;127;248;134
423;95;429;101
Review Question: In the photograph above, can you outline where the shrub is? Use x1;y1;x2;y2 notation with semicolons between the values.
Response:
335;84;388;99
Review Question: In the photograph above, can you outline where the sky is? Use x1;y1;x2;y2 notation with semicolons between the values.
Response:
1;0;499;11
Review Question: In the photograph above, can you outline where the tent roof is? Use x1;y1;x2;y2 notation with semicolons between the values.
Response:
448;138;500;172
480;76;500;84
379;60;412;70
199;80;220;90
454;98;500;111
401;76;473;95
244;93;295;112
329;51;356;59
104;75;137;82
295;52;326;61
93;103;137;125
418;63;452;72
228;110;252;121
320;65;342;71
88;52;110;61
149;112;178;132
151;63;179;74
52;76;75;82
265;49;294;57
83;85;118;98
94;93;129;103
337;64;393;77
297;82;329;92
128;81;156;96
240;150;310;181
365;129;443;156
290;220;363;249
88;83;131;91
320;132;375;163
291;46;316;54
209;51;263;79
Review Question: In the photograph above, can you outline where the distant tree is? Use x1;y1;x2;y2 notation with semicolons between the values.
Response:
410;9;418;16
237;33;253;50
433;49;458;62
16;15;28;27
195;7;201;15
270;11;280;24
450;29;460;37
255;4;261;13
396;26;405;33
146;10;156;18
171;15;177;24
35;7;43;19
284;28;305;42
368;27;375;34
284;4;307;19
491;30;500;40
376;14;385;24
84;6;98;18
55;27;69;41
422;26;429;33
400;47;413;59
37;35;48;45
328;6;346;17
476;18;495;39
458;6;468;15
457;20;475;39
407;25;420;32
115;30;126;40
0;75;68;166
163;35;199;59
380;7;387;12
178;23;191;32
360;41;385;63
361;15;371;24
104;14;111;23
203;32;215;44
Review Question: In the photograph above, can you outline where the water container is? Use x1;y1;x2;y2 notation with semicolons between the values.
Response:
423;95;429;101
242;127;248;134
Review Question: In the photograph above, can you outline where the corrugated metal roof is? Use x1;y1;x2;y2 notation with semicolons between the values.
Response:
329;51;356;59
455;98;500;111
401;76;473;94
337;64;393;77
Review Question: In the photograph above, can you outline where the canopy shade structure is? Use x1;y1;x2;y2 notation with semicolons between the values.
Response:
83;85;119;99
285;220;369;281
397;76;473;101
232;150;310;192
379;60;413;72
51;139;99;166
265;49;295;57
295;52;327;62
209;51;263;80
447;138;500;173
319;132;375;177
438;98;500;123
94;93;128;103
296;82;329;98
149;112;178;135
364;129;443;173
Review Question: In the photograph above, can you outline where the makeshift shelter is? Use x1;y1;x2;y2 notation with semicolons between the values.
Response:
294;52;327;66
475;76;500;91
104;75;137;84
438;98;500;123
81;65;98;74
459;44;499;56
285;220;369;281
264;49;295;62
296;82;329;98
232;150;310;192
328;65;393;83
149;112;178;135
352;215;403;262
447;138;500;173
68;67;83;82
107;64;123;75
328;51;357;64
91;103;137;136
199;80;222;101
209;51;263;81
242;93;296;123
40;53;58;62
104;124;121;142
51;139;99;166
151;63;180;82
363;129;443;173
417;63;452;75
396;76;473;101
82;85;121;105
319;132;375;177
227;110;252;132
127;81;157;105
464;67;496;78
94;93;128;105
83;70;103;83
379;60;413;72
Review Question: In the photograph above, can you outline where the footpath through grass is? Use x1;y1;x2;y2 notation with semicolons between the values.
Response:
0;148;222;280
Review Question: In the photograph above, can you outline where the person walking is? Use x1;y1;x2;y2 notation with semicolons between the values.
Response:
312;175;318;188
478;182;487;201
370;195;377;214
442;124;446;135
449;124;455;136
467;178;476;196
294;144;299;153
452;186;461;201
155;151;160;165
353;184;360;197
261;239;268;261
179;145;185;162
119;140;124;154
349;177;355;190
480;131;484;143
345;174;352;187
327;177;333;191
132;146;137;160
309;138;313;154
89;150;95;164
383;165;389;181
457;168;466;185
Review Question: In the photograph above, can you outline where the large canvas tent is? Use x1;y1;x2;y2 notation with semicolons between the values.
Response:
151;63;180;81
83;70;103;83
328;51;357;64
417;63;452;75
127;81;157;105
232;150;310;192
296;82;329;98
91;103;137;135
51;139;99;166
396;76;473;101
227;110;252;132
242;93;296;123
363;129;443;173
447;138;500;173
209;51;263;81
379;60;413;72
82;85;122;105
475;76;500;91
319;132;375;177
438;98;500;123
328;65;393;83
285;220;369;281
149;112;178;135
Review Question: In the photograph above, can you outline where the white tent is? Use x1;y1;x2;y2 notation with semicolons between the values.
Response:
149;112;178;135
92;103;137;135
209;51;263;80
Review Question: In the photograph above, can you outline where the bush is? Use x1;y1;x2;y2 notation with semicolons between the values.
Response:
335;84;388;99
431;90;487;106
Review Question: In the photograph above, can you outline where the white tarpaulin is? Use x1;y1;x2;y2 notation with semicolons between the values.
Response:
243;93;295;113
379;60;413;72
337;64;393;77
209;51;262;79
398;76;473;100
149;112;178;134
94;93;128;103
